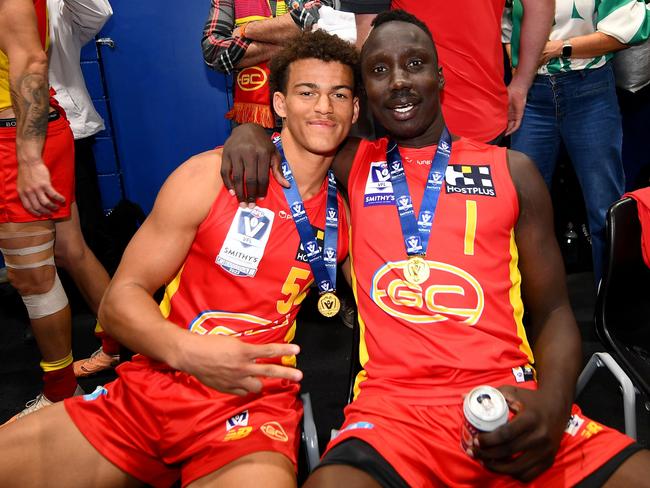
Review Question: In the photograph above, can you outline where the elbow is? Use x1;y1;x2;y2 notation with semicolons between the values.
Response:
26;51;49;75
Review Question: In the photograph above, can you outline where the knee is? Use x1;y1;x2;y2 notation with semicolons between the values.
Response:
8;265;56;296
10;267;69;319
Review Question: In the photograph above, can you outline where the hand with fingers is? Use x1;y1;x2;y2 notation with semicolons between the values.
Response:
472;385;570;482
17;160;65;216
177;333;303;396
221;123;288;207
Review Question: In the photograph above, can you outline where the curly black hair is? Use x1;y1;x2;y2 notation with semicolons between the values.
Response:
269;29;360;97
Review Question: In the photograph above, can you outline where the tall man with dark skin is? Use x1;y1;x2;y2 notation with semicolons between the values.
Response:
221;11;650;486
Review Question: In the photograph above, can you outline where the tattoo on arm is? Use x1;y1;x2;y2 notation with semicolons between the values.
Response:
10;72;48;140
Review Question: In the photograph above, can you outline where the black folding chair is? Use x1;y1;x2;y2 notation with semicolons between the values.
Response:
576;197;650;439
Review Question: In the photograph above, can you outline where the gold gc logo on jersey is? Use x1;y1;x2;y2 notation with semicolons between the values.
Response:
261;421;288;442
237;66;267;91
371;260;484;324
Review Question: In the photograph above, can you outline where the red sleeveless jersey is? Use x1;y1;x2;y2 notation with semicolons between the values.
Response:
348;137;534;404
146;173;348;367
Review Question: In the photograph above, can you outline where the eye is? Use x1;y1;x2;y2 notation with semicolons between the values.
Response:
299;91;314;97
407;58;423;69
332;92;348;100
372;64;387;74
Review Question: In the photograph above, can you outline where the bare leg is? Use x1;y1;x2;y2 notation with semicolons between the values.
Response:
55;203;110;315
0;221;71;362
188;451;296;488
604;450;650;487
303;465;381;488
0;403;141;488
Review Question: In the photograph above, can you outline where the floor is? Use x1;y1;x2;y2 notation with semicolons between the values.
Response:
1;271;648;451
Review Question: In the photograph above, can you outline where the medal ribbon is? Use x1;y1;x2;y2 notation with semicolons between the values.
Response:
387;127;452;257
273;134;338;295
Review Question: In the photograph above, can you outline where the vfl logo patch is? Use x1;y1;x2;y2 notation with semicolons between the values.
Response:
445;164;496;197
323;246;336;263
405;235;422;254
396;195;413;212
261;421;289;442
226;410;249;431
418;210;433;228
217;207;275;278
290;201;306;218
237;210;271;245
364;162;394;207
326;207;338;227
295;226;324;263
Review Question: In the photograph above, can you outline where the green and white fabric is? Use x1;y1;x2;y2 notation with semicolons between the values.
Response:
503;0;650;74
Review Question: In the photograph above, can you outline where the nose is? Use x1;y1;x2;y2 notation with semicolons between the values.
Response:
389;65;411;91
314;93;333;115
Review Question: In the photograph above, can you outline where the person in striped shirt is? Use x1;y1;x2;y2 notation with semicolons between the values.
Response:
503;0;650;284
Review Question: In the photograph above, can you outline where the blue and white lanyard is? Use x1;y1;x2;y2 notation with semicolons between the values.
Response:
387;127;452;256
273;135;338;295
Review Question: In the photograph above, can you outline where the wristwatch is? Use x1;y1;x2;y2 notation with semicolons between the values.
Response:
561;41;573;58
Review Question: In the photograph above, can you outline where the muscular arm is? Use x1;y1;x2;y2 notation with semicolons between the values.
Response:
0;0;66;215
474;151;581;481
99;151;301;395
506;0;554;135
511;150;581;403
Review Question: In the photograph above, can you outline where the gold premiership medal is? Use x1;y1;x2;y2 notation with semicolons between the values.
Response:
317;292;340;317
404;256;430;285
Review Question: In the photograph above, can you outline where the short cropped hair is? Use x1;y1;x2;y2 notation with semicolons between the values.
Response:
269;30;360;97
370;9;436;54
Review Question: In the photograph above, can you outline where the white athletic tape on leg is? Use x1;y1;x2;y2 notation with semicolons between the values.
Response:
0;239;54;255
4;255;56;269
0;229;54;239
22;272;68;319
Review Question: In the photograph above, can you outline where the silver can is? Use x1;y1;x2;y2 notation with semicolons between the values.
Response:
461;385;508;454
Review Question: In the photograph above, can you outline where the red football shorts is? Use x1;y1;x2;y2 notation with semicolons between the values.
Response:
327;387;635;487
64;359;302;487
0;112;74;223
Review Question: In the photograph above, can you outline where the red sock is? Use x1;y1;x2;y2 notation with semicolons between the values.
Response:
101;335;120;356
43;363;77;402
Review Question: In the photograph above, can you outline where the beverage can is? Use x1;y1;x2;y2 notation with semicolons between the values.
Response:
461;385;508;454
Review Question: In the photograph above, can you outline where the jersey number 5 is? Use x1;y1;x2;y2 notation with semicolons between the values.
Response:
277;267;311;315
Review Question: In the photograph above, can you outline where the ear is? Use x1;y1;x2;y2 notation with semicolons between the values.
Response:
273;91;288;118
438;67;445;90
351;96;360;125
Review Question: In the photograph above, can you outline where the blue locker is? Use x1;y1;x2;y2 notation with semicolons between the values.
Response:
95;1;232;214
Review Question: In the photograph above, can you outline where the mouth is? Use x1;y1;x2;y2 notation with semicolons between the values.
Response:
385;99;420;121
393;103;415;114
308;119;336;128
